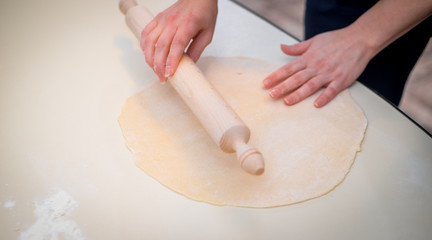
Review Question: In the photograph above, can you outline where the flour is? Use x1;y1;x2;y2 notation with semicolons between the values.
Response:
19;189;85;240
4;200;16;209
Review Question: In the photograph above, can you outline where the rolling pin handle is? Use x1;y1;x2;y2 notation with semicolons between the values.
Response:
119;0;138;15
234;141;265;175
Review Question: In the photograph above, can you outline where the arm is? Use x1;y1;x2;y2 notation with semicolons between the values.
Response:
263;0;432;108
141;0;218;82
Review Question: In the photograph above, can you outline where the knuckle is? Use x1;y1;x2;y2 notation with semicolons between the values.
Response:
326;84;339;97
279;60;303;78
312;56;327;69
172;37;189;49
280;65;293;77
276;81;292;95
201;34;212;46
176;23;196;39
303;81;316;93
166;56;179;68
305;76;325;91
331;68;346;81
145;33;158;46
185;13;199;26
291;74;305;86
167;49;183;63
154;13;164;22
166;11;179;24
156;38;169;48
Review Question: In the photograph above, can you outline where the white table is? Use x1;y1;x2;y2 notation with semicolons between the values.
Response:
1;0;431;239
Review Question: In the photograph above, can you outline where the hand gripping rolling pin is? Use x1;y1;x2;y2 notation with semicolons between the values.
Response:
119;0;265;175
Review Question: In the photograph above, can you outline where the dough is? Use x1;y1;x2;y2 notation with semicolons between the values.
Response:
118;57;367;207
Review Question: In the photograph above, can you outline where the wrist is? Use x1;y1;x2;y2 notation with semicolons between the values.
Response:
344;20;382;61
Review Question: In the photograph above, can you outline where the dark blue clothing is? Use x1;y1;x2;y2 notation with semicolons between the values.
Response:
305;0;432;105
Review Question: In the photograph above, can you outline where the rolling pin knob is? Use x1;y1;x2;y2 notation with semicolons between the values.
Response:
235;141;265;175
220;125;265;175
119;0;137;14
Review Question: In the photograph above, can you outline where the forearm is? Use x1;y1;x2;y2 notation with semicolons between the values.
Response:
349;0;432;57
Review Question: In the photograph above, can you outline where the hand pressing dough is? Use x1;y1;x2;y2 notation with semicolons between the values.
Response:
118;57;367;207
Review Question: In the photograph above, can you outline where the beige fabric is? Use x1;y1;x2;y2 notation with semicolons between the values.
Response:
118;57;367;207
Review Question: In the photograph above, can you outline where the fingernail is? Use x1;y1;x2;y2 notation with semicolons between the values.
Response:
314;100;321;108
262;79;270;88
269;89;278;98
164;65;172;78
285;96;297;105
159;77;167;84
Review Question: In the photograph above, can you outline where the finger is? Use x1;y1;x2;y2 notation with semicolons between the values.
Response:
313;81;344;108
141;20;158;51
283;75;328;105
263;59;306;89
186;29;214;62
269;69;316;99
154;26;177;81
143;25;162;72
280;39;312;56
164;27;196;77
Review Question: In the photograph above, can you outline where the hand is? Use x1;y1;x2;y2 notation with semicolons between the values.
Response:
262;28;375;107
141;0;218;82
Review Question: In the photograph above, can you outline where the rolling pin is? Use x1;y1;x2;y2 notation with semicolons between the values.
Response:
119;0;265;175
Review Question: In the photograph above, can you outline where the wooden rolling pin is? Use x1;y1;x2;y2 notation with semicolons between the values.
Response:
119;0;265;175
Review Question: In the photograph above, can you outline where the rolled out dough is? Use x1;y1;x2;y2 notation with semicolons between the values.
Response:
118;57;367;207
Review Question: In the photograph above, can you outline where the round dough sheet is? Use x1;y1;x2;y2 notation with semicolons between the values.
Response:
118;57;367;207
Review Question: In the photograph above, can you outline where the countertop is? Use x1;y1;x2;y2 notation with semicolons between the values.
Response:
1;0;431;239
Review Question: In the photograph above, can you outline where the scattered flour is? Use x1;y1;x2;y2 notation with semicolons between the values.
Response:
19;189;85;240
4;200;16;209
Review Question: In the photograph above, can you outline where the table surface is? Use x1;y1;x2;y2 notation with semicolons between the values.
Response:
1;0;431;239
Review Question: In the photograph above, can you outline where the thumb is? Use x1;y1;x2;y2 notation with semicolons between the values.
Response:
280;39;312;56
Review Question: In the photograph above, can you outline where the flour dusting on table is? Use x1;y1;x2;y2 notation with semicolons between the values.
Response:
4;200;16;209
20;189;85;240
